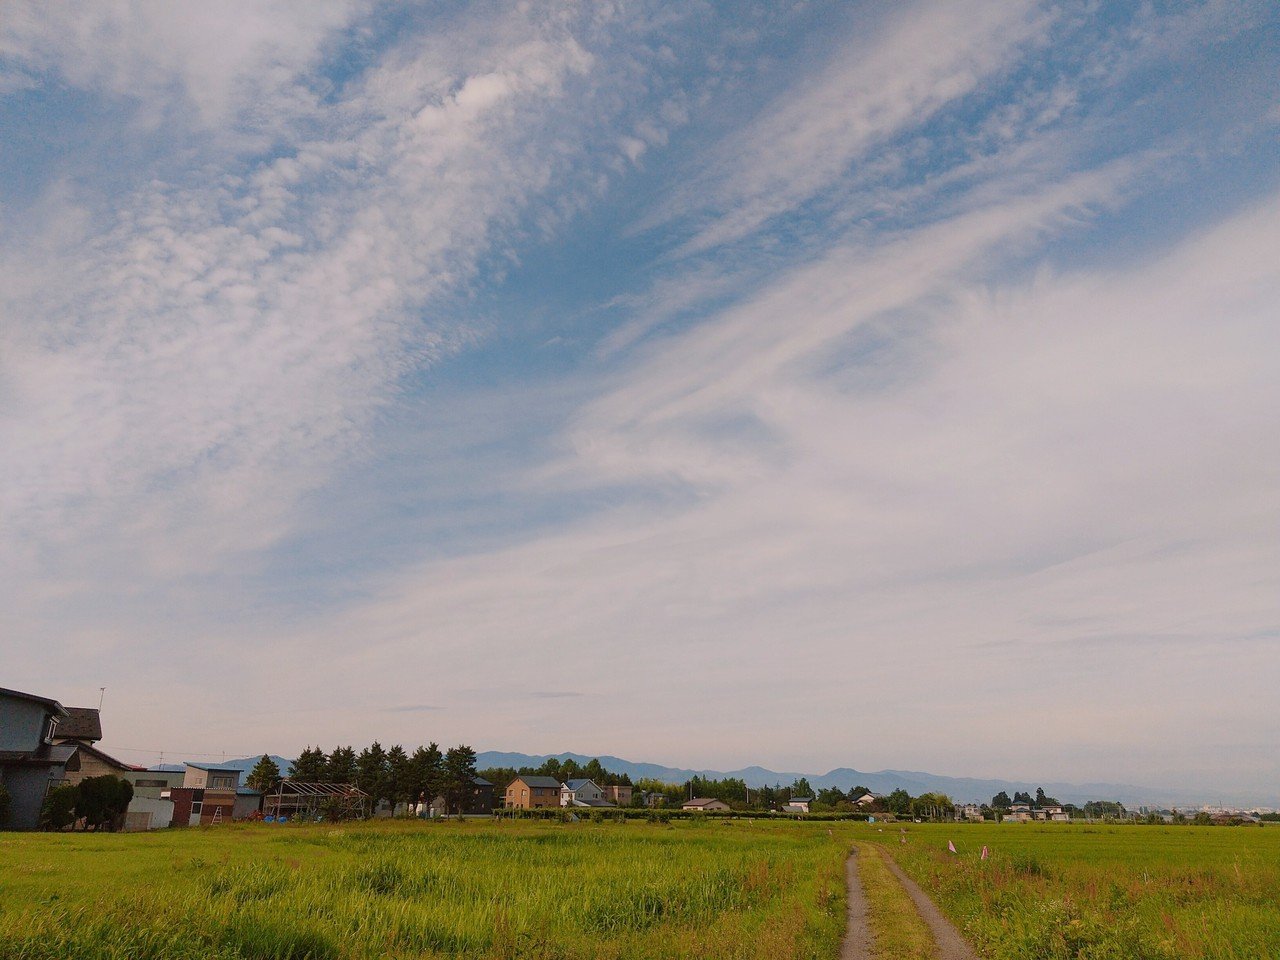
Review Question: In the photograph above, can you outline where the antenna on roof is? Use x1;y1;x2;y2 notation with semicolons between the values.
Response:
98;687;106;709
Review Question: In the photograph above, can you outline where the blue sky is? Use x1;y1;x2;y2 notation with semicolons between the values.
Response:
1;0;1277;801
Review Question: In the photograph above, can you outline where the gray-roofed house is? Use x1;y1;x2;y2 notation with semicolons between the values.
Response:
560;779;615;808
504;775;561;809
0;687;76;830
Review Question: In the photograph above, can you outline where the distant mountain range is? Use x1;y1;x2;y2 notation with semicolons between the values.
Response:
147;751;1265;808
474;751;1242;808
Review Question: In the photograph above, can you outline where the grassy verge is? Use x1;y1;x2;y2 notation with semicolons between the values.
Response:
0;818;851;960
857;845;937;960
863;822;1280;960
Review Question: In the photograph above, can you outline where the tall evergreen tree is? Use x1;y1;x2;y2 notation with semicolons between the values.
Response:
410;743;444;806
246;754;282;794
356;742;388;803
291;746;328;783
327;745;357;784
386;745;411;805
442;744;478;814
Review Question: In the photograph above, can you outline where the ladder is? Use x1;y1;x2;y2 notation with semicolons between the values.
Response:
211;805;223;825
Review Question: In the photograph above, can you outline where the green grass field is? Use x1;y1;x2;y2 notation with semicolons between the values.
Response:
864;822;1280;960
0;818;848;960
3;818;1278;959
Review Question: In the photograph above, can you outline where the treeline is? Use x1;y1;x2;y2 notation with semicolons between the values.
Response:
273;742;480;811
478;756;632;794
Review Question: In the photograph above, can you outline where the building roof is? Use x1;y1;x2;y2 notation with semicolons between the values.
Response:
0;743;77;767
0;686;68;717
56;707;103;742
789;796;813;803
472;776;493;787
66;741;133;771
563;779;599;791
569;796;616;807
184;762;243;773
683;797;726;807
512;775;561;788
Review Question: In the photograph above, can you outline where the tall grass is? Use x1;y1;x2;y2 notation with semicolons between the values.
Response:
0;818;849;959
866;822;1280;960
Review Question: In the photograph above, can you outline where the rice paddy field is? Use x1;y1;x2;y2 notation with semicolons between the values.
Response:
2;817;1278;959
866;821;1280;960
0;818;849;960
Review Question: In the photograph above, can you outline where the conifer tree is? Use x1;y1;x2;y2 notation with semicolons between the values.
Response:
442;745;478;814
327;745;357;784
356;741;388;802
246;754;282;794
410;743;443;806
291;746;328;783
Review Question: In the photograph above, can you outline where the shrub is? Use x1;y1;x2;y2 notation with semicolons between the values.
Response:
41;785;77;830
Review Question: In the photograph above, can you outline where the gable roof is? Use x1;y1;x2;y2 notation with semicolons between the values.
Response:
66;741;134;771
57;707;103;742
683;797;726;808
512;775;561;789
185;762;243;773
563;779;599;791
0;686;68;717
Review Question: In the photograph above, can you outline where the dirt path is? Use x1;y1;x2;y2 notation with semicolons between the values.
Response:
840;848;873;959
877;850;978;960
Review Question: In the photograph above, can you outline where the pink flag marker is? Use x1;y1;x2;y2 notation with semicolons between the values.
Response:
981;845;989;860
947;840;957;854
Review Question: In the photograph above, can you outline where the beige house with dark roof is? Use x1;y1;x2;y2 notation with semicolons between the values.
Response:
682;797;731;812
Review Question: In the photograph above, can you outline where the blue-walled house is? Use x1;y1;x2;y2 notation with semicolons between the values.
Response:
0;686;76;830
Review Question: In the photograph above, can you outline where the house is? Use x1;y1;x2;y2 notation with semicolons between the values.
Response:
852;792;881;807
682;797;731;812
561;779;615;808
165;763;243;826
641;790;666;807
121;768;183;831
957;803;985;822
59;741;138;787
124;768;186;800
603;784;633;806
430;776;495;815
1040;805;1069;822
51;706;104;745
1004;803;1033;822
504;775;562;809
182;763;242;790
0;686;76;830
784;797;812;814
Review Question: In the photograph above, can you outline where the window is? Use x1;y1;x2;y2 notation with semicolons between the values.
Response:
191;801;203;815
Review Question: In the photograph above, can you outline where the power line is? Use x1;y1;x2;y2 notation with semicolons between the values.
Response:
104;745;277;759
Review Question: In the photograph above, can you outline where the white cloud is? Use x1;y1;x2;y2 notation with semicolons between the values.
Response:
667;0;1052;253
0;0;365;129
268;186;1279;790
0;5;610;581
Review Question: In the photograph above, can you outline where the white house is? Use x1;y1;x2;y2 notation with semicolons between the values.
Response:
560;779;614;807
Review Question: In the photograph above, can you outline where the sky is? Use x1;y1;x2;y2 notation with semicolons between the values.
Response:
1;0;1277;801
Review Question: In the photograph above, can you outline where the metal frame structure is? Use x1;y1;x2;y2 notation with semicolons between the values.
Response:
262;779;370;821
